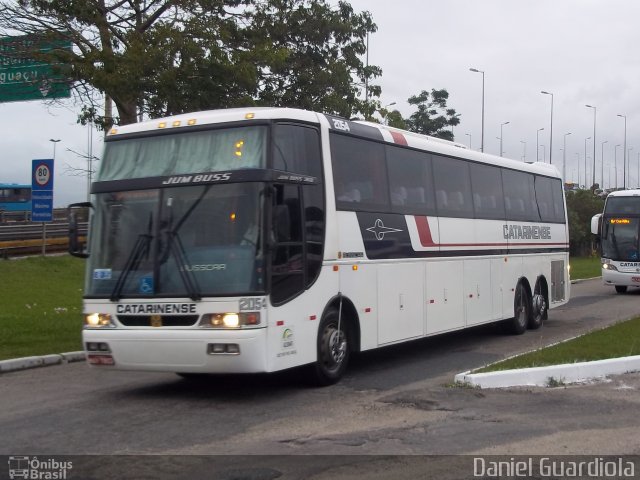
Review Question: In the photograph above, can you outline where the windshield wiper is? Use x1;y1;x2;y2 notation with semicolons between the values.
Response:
163;231;202;301
110;213;153;301
157;188;210;301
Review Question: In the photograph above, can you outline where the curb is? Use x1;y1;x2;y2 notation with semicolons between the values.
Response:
0;351;85;374
454;354;640;388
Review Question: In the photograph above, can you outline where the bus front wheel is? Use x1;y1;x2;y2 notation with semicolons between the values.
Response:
313;308;350;386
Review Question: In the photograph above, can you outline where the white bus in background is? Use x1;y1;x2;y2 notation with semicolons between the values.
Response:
69;107;570;385
591;189;640;293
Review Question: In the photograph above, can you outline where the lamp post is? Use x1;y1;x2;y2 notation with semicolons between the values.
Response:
382;102;396;125
586;104;597;186
618;114;627;188
575;153;580;186
469;68;485;152
49;138;61;160
584;137;591;188
563;132;571;181
540;144;546;162
500;121;509;157
615;144;621;189
629;147;634;186
536;128;544;162
465;133;472;149
600;140;608;189
520;140;526;161
541;91;554;164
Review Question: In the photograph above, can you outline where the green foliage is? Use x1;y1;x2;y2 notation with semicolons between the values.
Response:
405;89;460;140
0;256;84;360
569;256;601;280
0;0;381;126
565;189;604;256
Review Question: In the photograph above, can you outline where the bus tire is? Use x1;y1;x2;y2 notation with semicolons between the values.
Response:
509;282;530;335
529;281;547;330
615;285;628;294
313;308;350;386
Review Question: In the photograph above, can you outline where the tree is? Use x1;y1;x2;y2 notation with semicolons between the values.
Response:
404;88;460;140
0;0;381;128
565;189;604;256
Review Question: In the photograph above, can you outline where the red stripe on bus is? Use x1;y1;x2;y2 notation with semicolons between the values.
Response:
390;131;408;145
414;216;437;246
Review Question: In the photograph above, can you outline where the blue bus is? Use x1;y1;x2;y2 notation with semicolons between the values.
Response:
0;183;31;212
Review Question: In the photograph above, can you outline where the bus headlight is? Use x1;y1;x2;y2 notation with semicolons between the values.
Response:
84;313;115;328
199;312;260;329
603;263;618;271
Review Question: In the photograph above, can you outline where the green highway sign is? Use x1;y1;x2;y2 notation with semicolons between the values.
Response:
0;35;71;103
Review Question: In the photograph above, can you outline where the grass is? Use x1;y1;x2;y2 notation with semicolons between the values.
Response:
476;316;640;373
569;255;601;280
0;255;85;361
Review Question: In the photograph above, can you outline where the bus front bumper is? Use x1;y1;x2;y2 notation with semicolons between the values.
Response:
602;268;640;288
82;328;268;374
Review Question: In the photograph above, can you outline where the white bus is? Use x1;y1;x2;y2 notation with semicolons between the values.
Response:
591;189;640;293
69;107;570;385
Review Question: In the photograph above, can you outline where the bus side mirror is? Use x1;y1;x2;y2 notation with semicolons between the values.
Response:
590;213;602;236
68;202;92;258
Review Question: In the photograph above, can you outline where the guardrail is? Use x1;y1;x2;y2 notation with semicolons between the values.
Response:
0;221;88;258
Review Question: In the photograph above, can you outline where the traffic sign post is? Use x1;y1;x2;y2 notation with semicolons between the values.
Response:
31;159;54;255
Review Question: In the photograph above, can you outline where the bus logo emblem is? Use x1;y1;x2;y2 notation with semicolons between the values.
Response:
150;315;163;327
366;219;402;241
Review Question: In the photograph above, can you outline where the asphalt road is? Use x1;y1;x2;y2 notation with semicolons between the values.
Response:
1;278;640;478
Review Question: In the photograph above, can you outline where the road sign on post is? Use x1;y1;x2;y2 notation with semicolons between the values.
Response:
0;35;71;103
31;159;54;222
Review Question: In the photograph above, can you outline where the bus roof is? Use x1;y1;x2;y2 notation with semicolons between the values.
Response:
607;189;640;198
106;107;562;179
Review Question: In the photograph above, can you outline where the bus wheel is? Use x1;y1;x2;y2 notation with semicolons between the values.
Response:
509;283;530;335
529;282;546;330
313;308;350;386
615;285;628;294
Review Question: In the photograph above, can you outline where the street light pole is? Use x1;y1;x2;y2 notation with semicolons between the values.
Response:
586;105;597;186
615;144;621;189
618;114;627;189
500;121;509;157
563;132;571;181
584;137;591;188
540;144;546;162
541;91;554;164
49;138;61;160
601;140;608;189
520;140;526;161
465;133;472;149
536;128;544;162
469;68;485;152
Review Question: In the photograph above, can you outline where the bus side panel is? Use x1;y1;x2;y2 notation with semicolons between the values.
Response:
425;260;464;334
340;261;378;351
464;258;494;326
377;262;424;344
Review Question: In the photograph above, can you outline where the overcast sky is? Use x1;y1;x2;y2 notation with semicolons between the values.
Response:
1;0;639;206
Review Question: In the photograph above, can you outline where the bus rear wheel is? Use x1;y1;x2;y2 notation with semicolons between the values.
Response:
615;285;628;294
508;283;530;335
529;281;547;330
313;308;350;386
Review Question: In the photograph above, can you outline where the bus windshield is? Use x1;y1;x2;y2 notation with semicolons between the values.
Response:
85;183;265;298
602;217;640;261
99;126;267;181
